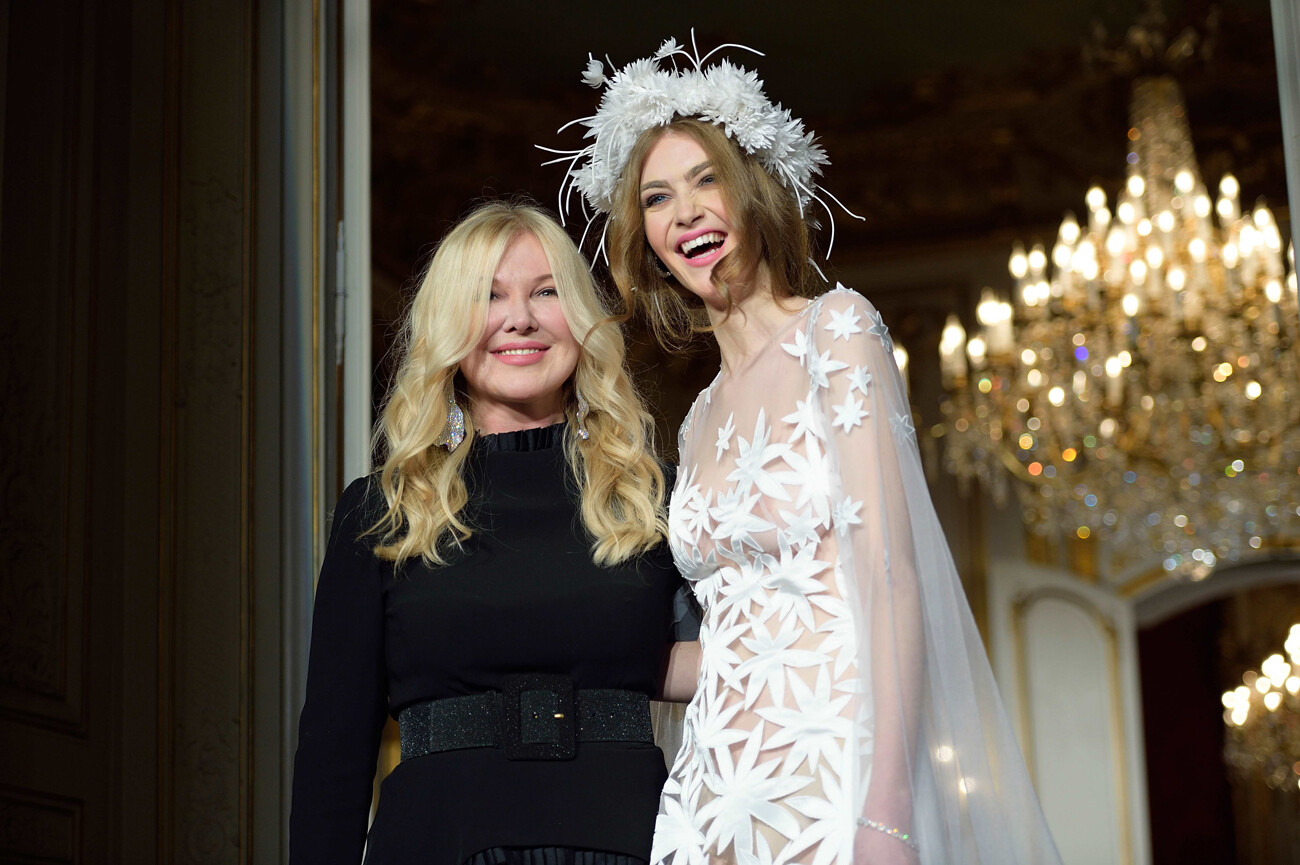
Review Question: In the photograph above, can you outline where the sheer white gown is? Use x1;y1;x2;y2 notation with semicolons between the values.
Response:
650;287;1062;865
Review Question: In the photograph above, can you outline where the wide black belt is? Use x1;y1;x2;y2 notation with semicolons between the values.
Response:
397;673;653;762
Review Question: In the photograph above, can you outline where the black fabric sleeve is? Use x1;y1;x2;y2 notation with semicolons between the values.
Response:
670;583;702;642
289;477;391;865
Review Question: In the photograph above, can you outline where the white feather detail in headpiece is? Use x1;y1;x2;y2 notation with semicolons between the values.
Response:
538;30;862;260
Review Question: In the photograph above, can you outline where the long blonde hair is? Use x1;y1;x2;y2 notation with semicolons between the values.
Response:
607;118;823;351
373;201;667;566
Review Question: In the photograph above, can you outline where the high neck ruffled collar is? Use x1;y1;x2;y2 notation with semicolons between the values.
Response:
474;422;566;453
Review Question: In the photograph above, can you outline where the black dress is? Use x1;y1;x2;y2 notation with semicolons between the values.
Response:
289;423;695;865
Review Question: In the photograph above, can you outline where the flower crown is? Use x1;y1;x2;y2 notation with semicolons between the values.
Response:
539;31;860;262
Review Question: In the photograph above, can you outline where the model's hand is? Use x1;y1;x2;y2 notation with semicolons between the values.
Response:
853;825;919;864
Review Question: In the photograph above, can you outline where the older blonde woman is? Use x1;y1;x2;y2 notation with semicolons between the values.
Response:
290;201;699;865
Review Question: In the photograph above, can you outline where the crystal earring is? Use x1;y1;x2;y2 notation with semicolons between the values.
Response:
433;393;465;452
649;251;672;279
574;392;591;441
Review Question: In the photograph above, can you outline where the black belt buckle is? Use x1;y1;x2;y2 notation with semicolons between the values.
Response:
500;673;577;761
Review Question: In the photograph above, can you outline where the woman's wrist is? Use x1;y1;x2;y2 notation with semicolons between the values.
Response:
856;817;919;853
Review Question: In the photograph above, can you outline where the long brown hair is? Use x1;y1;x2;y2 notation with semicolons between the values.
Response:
607;117;823;351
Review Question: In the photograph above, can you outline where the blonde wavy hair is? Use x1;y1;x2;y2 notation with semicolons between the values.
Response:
373;201;668;567
607;118;823;351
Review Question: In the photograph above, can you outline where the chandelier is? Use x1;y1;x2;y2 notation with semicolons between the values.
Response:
1223;624;1300;791
936;75;1299;580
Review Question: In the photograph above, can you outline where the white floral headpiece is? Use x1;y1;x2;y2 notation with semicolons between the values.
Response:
539;31;861;263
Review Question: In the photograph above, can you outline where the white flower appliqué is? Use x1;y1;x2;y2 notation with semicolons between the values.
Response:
824;305;862;341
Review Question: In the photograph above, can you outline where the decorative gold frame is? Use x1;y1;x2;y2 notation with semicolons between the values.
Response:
1011;588;1134;865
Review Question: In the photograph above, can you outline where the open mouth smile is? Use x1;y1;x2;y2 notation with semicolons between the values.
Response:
676;230;727;264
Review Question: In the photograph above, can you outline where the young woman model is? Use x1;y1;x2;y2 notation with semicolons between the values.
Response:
290;201;699;865
545;37;1063;865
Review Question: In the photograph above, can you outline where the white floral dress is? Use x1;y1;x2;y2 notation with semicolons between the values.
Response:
651;287;1062;865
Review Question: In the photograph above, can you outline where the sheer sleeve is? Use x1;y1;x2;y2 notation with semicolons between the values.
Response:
808;288;1061;863
289;477;390;865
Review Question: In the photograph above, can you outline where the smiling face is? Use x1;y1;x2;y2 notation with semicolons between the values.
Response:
639;131;736;307
459;231;580;433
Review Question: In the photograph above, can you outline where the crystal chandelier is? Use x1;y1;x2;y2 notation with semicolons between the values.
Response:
1222;624;1300;791
936;75;1299;580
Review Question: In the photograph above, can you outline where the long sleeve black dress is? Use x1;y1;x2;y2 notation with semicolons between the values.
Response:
290;423;695;865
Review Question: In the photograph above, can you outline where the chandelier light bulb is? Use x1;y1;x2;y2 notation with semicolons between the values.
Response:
1009;243;1028;279
1053;242;1071;269
1145;245;1164;269
1265;692;1283;712
894;345;909;378
967;337;987;367
1157;210;1176;233
1028;244;1047;274
940;316;966;356
1106;226;1126;256
1086;186;1107;211
1216;197;1235;220
1240;226;1257;257
1122;293;1140;316
1130;259;1149;284
1254;206;1270;229
1048;386;1066;407
1138;218;1154;237
1264;225;1283;251
1096;206;1112;227
1127;175;1146;197
1266;280;1283;304
1188;237;1207;262
1175;169;1195;194
1223;243;1239;269
1168;267;1187;291
1220;174;1240;199
1118;201;1136;225
1060;212;1081;244
1105;357;1123;378
1264;654;1289;686
1021;348;1037;365
1194;195;1211;218
1246;381;1263;400
977;290;1000;326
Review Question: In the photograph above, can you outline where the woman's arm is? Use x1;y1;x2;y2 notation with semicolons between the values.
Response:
659;638;701;702
810;291;923;863
289;478;391;865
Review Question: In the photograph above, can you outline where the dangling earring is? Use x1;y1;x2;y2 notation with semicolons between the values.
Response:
434;393;466;452
649;251;672;279
574;392;591;441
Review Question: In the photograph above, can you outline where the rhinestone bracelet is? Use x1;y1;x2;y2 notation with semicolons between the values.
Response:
856;817;919;853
